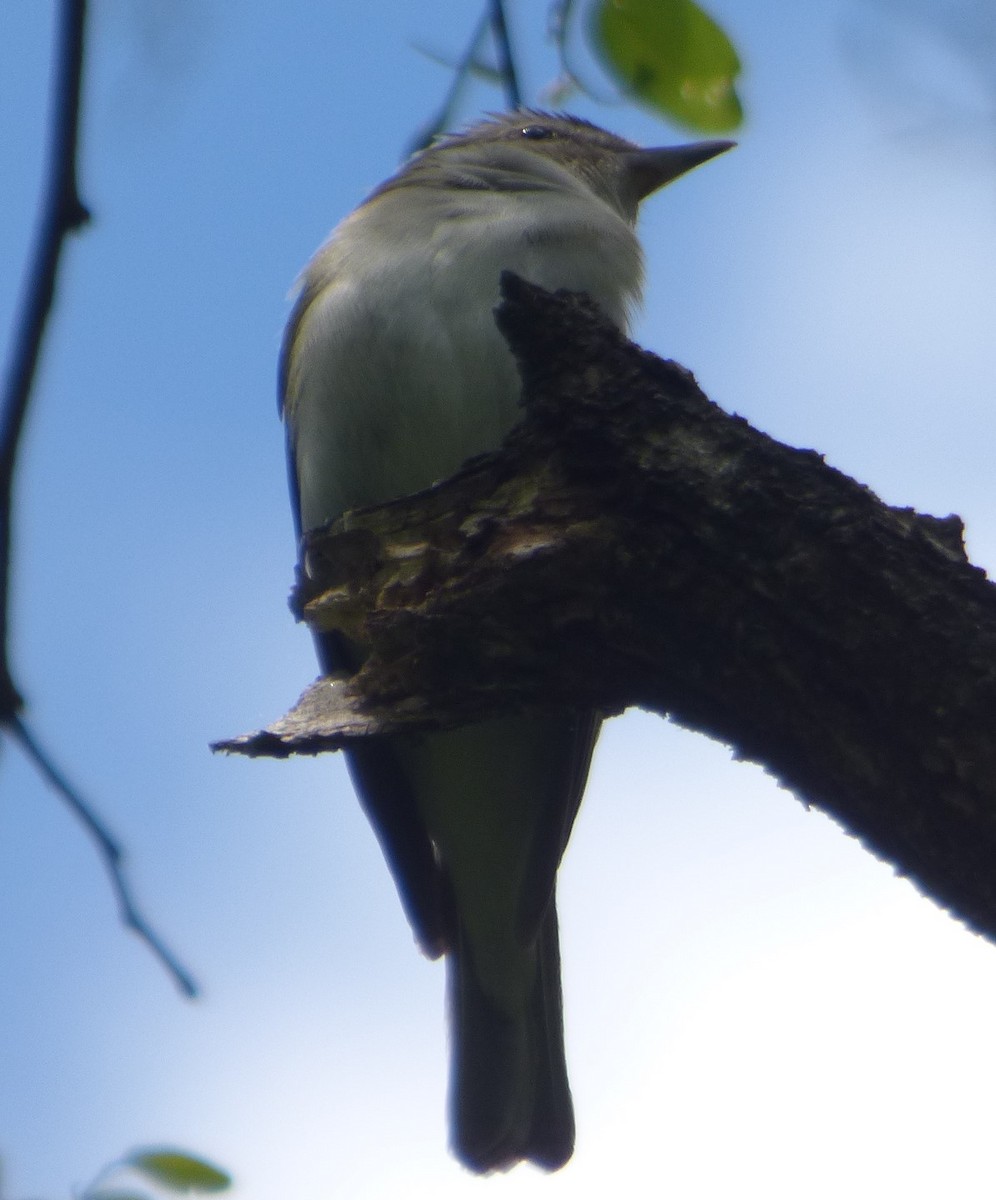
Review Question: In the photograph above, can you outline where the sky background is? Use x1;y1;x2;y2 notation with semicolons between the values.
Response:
2;0;996;1196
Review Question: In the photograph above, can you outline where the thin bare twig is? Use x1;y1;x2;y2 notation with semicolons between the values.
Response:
0;0;90;716
10;716;199;998
545;0;614;107
407;10;491;154
489;0;523;109
408;0;524;154
0;0;199;999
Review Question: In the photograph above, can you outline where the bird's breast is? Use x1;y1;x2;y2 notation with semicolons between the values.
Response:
289;190;642;529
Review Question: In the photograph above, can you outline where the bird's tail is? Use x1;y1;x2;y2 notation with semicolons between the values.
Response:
447;897;574;1173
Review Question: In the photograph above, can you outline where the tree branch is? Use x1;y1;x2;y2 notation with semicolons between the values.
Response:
11;716;199;997
0;1;199;999
408;0;524;155
407;10;492;155
489;0;523;109
217;275;996;947
0;0;90;715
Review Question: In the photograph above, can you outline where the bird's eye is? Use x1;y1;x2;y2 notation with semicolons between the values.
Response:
520;124;554;140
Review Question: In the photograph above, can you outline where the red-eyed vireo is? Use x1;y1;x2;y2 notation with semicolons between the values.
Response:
279;111;732;1174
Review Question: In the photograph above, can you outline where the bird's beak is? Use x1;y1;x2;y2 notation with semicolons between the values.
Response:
625;139;735;201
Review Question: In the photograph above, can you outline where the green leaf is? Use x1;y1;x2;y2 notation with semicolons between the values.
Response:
126;1149;231;1193
592;0;743;133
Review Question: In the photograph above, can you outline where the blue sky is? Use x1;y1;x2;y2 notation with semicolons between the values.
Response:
2;1;996;1196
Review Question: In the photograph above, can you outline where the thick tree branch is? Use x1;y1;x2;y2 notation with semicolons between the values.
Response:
218;275;996;944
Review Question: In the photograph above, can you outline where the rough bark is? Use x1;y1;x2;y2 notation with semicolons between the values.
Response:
217;274;996;942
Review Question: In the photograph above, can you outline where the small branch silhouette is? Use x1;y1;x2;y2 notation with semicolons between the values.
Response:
0;0;89;715
11;717;199;998
0;0;198;998
489;0;523;108
408;0;524;153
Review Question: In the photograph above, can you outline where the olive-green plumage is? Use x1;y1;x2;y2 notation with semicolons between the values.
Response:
279;111;732;1172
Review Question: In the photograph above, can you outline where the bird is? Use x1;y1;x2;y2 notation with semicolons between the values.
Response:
279;110;732;1173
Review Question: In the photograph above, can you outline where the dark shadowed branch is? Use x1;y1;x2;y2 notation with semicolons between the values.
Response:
218;275;996;951
0;0;89;716
11;717;199;998
489;0;523;108
407;10;491;155
408;0;524;153
0;0;198;998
